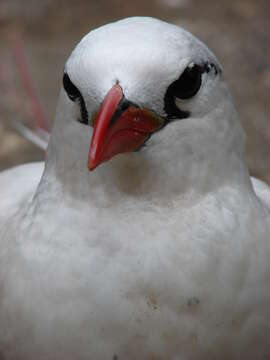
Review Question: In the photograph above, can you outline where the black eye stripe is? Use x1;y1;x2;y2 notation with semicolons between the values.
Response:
63;72;89;125
173;63;202;100
63;73;81;101
164;88;190;121
167;63;203;105
204;62;220;75
164;61;220;120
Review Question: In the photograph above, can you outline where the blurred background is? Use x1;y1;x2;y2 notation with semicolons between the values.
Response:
0;0;269;182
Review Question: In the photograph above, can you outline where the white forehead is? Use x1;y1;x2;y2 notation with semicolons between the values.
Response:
65;17;219;111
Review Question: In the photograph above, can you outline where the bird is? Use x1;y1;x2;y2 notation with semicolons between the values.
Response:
0;16;270;360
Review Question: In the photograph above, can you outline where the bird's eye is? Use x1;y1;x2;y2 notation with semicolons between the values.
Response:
173;63;202;100
63;72;81;101
63;72;88;125
164;63;204;120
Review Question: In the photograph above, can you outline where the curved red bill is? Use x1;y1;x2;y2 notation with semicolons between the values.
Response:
88;84;163;171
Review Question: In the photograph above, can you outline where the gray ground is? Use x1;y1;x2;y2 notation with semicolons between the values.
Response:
0;0;269;182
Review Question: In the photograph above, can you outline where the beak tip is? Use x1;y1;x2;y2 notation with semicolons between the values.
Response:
88;160;96;171
88;148;99;171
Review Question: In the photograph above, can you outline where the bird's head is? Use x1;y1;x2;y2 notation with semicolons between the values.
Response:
49;17;246;195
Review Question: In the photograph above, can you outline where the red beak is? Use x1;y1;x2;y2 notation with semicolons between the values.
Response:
88;84;163;171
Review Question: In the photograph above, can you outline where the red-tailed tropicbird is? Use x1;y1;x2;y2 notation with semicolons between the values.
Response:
0;17;270;360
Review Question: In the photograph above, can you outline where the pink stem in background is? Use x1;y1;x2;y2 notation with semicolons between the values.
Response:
10;32;50;133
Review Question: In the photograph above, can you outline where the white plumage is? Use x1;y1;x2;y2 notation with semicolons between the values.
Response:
0;17;270;360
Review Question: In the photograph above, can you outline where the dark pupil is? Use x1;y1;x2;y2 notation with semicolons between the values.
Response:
173;64;202;100
163;63;203;120
63;73;81;101
63;72;88;125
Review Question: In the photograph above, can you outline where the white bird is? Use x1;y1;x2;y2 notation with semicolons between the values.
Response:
0;17;270;360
